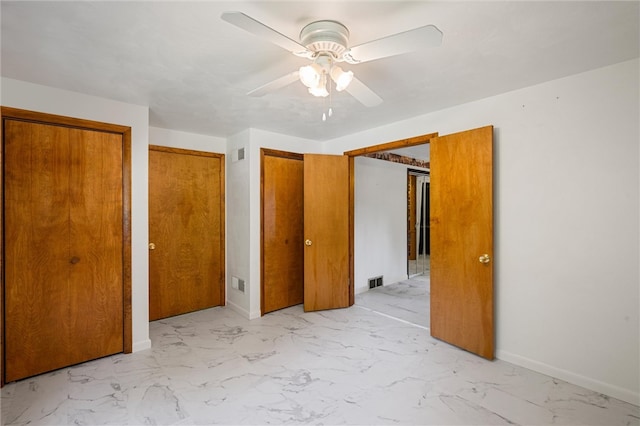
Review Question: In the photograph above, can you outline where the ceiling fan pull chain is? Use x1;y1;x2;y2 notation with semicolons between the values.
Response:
323;78;332;122
322;93;327;121
329;76;333;117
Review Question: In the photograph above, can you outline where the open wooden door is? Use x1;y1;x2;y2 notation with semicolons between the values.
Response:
303;154;352;311
430;125;494;359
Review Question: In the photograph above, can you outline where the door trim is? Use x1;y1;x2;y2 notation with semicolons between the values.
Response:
343;132;438;157
1;107;133;386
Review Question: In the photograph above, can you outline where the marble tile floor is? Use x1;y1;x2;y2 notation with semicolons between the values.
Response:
355;275;430;328
2;303;639;426
408;254;430;278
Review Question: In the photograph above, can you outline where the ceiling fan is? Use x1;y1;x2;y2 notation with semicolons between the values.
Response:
221;12;443;108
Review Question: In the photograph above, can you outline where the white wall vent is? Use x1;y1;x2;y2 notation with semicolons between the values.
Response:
232;276;246;293
232;147;245;162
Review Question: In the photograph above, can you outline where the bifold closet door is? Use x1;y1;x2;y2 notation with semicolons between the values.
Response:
4;120;124;382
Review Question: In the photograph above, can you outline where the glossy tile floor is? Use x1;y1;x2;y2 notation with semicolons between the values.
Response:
2;297;639;425
408;254;430;279
356;274;430;328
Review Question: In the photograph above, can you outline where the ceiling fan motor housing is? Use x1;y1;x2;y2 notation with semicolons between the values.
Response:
300;20;350;59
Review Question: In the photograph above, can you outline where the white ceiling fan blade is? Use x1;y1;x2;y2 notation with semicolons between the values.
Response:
345;25;443;64
248;71;300;97
221;12;308;56
345;77;383;107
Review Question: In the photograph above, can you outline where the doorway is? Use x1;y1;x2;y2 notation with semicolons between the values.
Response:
351;153;432;327
346;126;494;359
347;136;434;328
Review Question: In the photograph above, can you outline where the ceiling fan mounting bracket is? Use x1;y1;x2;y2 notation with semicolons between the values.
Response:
299;20;350;60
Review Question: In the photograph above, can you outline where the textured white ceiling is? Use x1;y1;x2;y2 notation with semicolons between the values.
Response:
2;1;638;141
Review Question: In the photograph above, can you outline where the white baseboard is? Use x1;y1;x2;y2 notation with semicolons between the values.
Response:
355;286;369;295
132;339;151;352
496;349;639;406
226;300;257;319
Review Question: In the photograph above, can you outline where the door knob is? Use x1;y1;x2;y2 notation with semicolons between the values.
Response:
305;239;312;246
149;243;156;250
479;254;491;264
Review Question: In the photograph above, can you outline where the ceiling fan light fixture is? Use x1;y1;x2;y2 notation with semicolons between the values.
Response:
308;86;329;97
330;66;354;91
299;64;322;88
308;73;329;97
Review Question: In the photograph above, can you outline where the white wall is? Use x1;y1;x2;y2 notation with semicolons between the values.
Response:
149;126;226;153
324;59;640;405
225;130;252;317
1;78;152;352
354;156;408;293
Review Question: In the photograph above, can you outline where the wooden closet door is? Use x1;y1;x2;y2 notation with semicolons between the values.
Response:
4;120;124;381
148;147;225;321
69;128;124;360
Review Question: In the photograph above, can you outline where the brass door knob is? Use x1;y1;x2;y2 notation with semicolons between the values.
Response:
305;239;312;246
479;254;491;264
149;243;156;250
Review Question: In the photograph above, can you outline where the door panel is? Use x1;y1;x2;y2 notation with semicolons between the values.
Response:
4;120;124;381
148;147;224;321
303;154;351;311
261;151;304;314
430;125;494;359
69;130;124;358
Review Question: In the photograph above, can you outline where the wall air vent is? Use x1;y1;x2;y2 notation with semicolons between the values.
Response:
232;276;245;293
368;276;383;289
232;147;245;163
